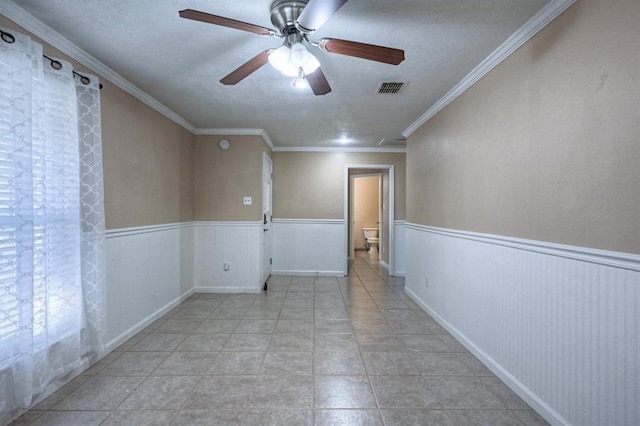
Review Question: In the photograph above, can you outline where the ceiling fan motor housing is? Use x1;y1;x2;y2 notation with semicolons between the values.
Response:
270;0;309;34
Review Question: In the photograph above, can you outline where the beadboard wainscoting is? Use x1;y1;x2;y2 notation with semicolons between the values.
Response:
405;223;640;426
394;220;406;276
105;223;194;351
272;219;346;276
193;221;263;293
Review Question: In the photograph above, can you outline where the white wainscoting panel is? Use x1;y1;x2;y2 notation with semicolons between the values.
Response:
394;220;406;276
272;219;346;276
180;223;194;295
405;224;640;426
105;223;194;350
193;222;263;292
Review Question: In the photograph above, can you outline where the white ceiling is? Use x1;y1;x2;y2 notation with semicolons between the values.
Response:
8;0;552;148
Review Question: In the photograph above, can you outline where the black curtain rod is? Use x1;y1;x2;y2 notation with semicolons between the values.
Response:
2;28;103;90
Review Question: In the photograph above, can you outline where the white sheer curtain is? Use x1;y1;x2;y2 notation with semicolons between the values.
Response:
0;27;105;423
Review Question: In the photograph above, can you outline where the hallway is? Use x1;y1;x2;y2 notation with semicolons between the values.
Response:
12;254;546;425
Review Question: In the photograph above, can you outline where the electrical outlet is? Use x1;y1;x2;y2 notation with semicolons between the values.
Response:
243;196;252;205
425;276;429;288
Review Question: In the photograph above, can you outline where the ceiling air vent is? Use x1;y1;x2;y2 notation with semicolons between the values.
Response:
376;82;407;94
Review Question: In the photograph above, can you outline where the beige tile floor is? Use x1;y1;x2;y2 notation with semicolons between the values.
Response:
11;251;548;425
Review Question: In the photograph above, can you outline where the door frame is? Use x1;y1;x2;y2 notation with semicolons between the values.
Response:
349;173;382;260
261;152;273;288
344;164;395;275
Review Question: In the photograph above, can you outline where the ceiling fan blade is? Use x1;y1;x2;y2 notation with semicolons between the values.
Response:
306;67;332;96
179;9;274;36
319;38;405;65
296;0;349;33
220;50;271;85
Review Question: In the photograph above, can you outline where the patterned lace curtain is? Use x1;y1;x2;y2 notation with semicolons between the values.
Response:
0;27;105;423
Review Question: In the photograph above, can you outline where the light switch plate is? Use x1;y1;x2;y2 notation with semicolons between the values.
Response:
243;196;252;205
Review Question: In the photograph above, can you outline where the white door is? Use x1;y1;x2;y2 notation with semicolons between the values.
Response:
262;153;273;288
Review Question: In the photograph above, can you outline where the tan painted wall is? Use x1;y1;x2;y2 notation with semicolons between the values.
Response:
102;86;195;229
407;0;640;254
0;15;196;230
195;135;272;221
354;176;380;249
272;152;406;220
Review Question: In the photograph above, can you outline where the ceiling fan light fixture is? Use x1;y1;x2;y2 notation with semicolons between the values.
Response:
267;44;291;73
292;68;309;89
292;76;309;89
301;53;320;74
281;62;300;77
268;41;320;77
290;42;310;66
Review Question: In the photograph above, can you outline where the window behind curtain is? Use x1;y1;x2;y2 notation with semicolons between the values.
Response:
0;27;105;422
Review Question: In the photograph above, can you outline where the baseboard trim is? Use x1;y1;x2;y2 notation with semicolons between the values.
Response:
103;288;194;353
272;270;346;277
404;287;569;426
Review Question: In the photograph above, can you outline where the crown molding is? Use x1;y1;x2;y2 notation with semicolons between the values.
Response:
272;146;406;153
195;129;404;152
195;128;275;150
4;0;573;150
259;130;275;151
1;1;197;134
195;128;265;136
403;0;577;138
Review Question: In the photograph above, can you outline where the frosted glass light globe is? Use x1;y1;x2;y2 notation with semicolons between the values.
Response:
290;42;310;67
268;45;291;72
268;42;320;78
302;54;320;74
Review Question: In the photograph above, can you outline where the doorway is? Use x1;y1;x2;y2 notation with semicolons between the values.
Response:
344;164;395;275
262;153;273;289
349;173;382;261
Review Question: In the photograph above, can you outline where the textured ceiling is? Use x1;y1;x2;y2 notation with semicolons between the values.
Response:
9;0;550;148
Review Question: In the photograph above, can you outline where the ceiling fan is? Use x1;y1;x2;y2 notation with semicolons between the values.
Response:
179;0;405;95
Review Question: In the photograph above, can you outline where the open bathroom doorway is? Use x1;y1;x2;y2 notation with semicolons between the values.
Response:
344;165;395;275
349;173;382;261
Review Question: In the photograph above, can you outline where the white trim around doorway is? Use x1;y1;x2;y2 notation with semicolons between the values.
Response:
344;164;395;276
349;173;383;260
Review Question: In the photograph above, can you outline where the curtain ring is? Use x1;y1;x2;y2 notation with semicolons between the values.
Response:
1;30;16;44
43;55;63;70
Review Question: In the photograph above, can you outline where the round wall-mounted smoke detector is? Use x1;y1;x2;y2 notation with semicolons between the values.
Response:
218;139;230;150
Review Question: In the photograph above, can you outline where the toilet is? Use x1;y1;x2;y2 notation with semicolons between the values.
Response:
363;227;379;254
